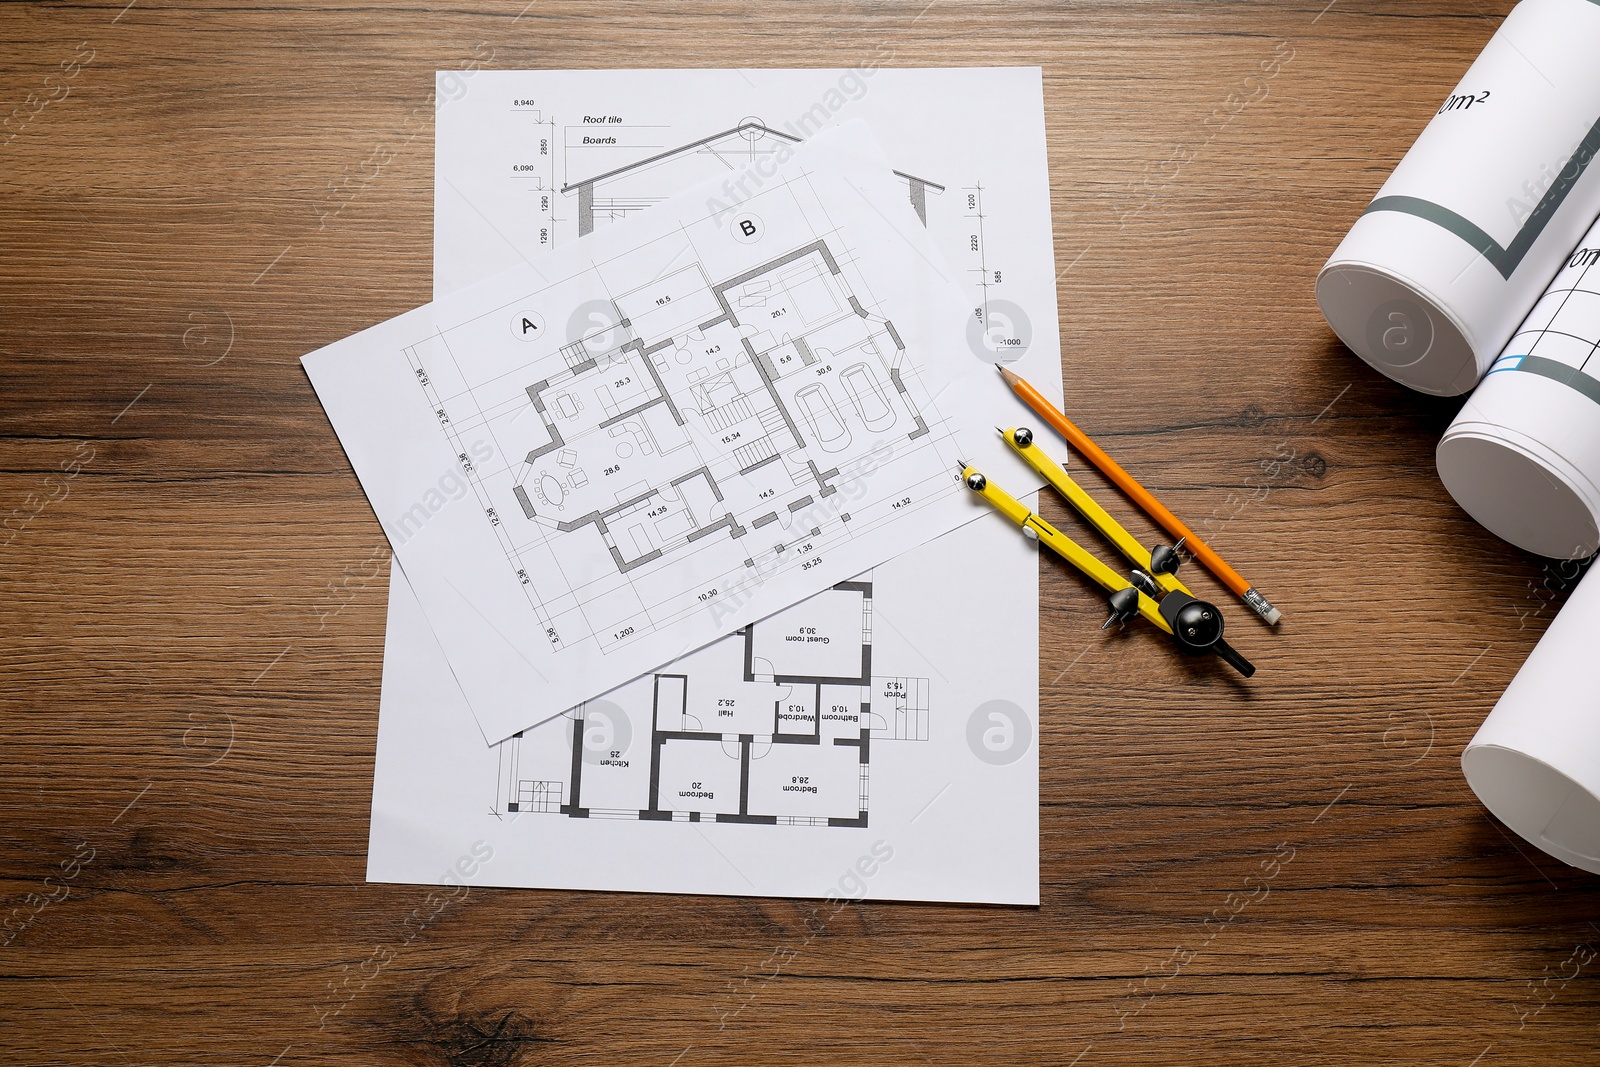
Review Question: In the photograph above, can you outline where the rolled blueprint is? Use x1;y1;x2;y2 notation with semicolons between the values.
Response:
1317;0;1600;396
1439;217;1600;558
1463;563;1600;876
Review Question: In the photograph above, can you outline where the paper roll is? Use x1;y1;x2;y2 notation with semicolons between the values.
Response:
1317;0;1600;396
1439;219;1600;558
1463;562;1600;875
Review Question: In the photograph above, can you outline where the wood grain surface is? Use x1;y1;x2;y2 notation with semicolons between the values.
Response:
5;1;1599;1064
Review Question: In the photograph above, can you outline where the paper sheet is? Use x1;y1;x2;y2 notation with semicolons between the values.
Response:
1317;0;1600;395
369;511;1040;903
306;126;1037;743
1464;560;1600;875
359;68;1058;902
432;66;1059;355
1440;213;1600;558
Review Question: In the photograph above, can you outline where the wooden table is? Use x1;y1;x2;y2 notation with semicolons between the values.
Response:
5;1;1598;1063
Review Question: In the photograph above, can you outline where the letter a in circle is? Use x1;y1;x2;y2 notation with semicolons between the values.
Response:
509;309;547;342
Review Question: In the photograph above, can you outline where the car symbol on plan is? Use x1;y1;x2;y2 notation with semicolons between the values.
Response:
794;382;852;453
840;362;897;432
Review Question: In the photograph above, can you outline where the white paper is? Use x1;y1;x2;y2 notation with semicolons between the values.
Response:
1464;561;1600;875
1440;215;1600;557
306;126;1042;743
1318;0;1600;395
369;509;1040;904
433;66;1059;365
359;68;1059;902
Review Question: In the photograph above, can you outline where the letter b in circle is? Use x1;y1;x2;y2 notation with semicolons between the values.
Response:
731;213;763;244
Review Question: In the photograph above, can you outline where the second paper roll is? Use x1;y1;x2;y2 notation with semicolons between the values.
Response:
1440;216;1600;559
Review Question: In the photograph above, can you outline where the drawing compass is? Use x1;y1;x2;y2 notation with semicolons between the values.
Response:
959;427;1255;678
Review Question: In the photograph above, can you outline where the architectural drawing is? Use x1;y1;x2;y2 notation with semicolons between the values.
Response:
503;238;926;581
564;121;800;235
495;578;930;826
298;122;1019;739
401;187;962;666
434;71;1060;397
563;120;940;235
363;70;1050;899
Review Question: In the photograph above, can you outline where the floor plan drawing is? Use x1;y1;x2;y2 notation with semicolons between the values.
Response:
369;508;1040;902
397;154;968;674
495;578;930;827
495;237;927;588
300;129;1011;739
